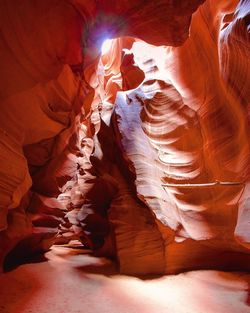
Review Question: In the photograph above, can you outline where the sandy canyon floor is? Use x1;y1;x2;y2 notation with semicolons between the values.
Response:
0;242;250;313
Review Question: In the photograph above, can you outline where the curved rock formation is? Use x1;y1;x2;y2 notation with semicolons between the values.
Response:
0;0;249;276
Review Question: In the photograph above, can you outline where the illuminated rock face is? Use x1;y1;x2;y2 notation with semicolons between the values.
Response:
0;0;249;274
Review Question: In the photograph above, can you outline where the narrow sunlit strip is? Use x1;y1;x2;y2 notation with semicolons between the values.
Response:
162;181;243;187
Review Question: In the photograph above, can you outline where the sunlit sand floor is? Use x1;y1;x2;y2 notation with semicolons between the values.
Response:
0;242;250;313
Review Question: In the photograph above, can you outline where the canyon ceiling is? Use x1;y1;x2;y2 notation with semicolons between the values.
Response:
0;0;249;275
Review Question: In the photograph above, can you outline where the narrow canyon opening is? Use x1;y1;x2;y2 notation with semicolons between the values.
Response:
0;1;250;312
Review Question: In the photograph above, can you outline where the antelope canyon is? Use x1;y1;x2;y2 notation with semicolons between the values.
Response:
0;1;250;312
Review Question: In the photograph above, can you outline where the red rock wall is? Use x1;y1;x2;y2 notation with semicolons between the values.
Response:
1;0;249;275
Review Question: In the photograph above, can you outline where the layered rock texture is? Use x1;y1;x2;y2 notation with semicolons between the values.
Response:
0;0;250;275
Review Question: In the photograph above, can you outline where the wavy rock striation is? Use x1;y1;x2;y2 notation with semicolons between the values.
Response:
0;0;249;275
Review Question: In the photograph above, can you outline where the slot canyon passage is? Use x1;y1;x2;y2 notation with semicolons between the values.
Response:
0;0;250;312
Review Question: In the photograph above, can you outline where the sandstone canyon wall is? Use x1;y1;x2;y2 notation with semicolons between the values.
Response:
0;0;249;275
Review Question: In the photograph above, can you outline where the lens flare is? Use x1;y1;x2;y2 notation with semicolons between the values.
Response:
101;39;113;54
